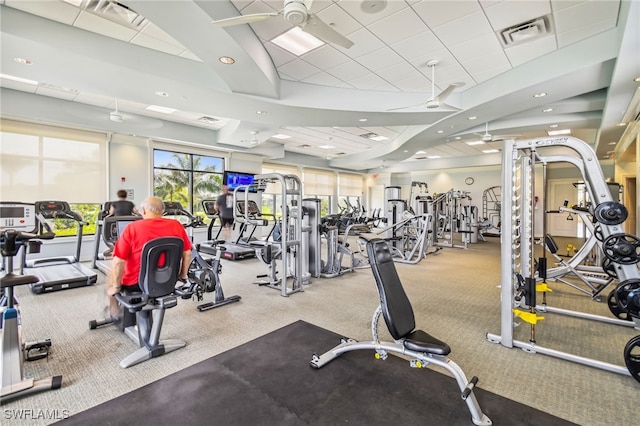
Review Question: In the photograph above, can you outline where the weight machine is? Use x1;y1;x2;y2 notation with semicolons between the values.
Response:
432;190;476;249
487;137;640;382
480;186;501;238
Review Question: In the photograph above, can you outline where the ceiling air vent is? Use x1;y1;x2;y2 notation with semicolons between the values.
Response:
198;116;219;124
498;15;554;48
66;0;147;29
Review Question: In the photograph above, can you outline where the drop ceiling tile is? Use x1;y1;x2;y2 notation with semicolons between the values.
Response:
375;61;423;83
431;10;495;46
392;73;432;92
348;73;389;90
325;59;372;81
264;42;298;66
302;71;347;87
448;33;505;62
505;35;557;67
556;18;617;48
35;86;77;100
130;33;185;56
74;11;137;42
412;0;482;29
471;62;512;83
554;0;619;33
336;0;409;26
356;47;404;72
550;0;590;13
367;7;430;45
231;0;254;12
315;2;363;37
334;28;386;58
278;59;322;80
371;82;401;92
301;45;351;69
390;30;445;60
483;0;552;31
5;0;80;25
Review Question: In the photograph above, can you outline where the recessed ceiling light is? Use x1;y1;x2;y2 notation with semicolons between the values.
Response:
358;118;368;122
427;155;441;159
271;26;324;56
256;110;266;115
198;116;219;124
436;130;444;134
542;108;553;113
415;150;426;154
271;134;291;140
219;56;235;64
468;116;477;120
403;150;408;153
146;105;177;114
300;144;312;149
608;142;617;145
533;92;547;98
14;57;33;65
634;76;640;82
466;140;485;146
483;149;499;153
155;91;169;97
454;137;461;140
547;129;571;136
549;124;559;128
617;122;627;127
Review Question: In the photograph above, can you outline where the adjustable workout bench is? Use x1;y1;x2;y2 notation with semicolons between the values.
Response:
310;237;491;425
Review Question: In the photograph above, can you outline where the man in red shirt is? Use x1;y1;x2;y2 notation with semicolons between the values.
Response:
107;196;192;316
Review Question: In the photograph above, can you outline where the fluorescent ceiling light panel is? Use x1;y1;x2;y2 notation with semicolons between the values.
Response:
369;135;388;141
318;145;335;149
146;105;177;114
271;134;292;140
483;149;499;153
0;73;38;85
427;155;441;159
271;27;324;56
547;129;571;136
466;140;485;146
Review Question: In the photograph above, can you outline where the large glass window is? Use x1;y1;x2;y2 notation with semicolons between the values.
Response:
0;119;106;236
153;149;224;221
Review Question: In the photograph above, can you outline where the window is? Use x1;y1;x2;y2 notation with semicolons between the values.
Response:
303;168;335;216
0;119;106;236
261;164;300;218
153;149;224;221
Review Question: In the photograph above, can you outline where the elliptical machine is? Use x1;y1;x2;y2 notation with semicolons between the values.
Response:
1;220;62;402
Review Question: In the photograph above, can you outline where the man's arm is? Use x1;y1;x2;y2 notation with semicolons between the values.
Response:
180;249;192;281
108;256;125;296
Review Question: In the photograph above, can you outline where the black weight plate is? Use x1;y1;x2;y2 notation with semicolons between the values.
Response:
607;289;631;321
623;334;640;384
601;257;618;279
594;201;628;225
614;279;640;318
603;233;640;265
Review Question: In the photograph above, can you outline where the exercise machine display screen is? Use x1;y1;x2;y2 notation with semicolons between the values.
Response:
116;220;135;238
0;203;35;231
223;171;256;192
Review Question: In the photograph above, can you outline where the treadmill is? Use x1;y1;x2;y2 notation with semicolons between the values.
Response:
91;202;141;275
199;199;255;260
22;201;98;294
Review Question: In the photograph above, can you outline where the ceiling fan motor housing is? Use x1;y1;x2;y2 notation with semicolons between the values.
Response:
284;0;308;25
426;99;440;109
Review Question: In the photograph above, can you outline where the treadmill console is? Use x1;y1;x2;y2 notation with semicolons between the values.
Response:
34;201;75;220
0;202;36;231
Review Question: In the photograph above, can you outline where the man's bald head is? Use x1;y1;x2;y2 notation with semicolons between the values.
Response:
140;197;165;218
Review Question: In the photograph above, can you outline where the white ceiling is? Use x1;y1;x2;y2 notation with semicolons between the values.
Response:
0;0;638;172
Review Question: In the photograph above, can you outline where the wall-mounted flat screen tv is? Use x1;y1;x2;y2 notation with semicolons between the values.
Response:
223;171;256;192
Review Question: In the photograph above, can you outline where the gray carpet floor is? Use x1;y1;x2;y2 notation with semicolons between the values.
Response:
2;236;638;425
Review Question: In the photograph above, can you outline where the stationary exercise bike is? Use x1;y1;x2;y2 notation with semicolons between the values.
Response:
1;225;62;403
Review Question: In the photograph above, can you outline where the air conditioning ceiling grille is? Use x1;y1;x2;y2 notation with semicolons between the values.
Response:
498;15;554;48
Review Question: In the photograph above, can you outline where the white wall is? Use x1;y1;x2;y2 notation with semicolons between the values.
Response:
109;135;151;205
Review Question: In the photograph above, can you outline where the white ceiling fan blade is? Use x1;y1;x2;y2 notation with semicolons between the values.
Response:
436;84;457;103
301;14;354;49
212;12;279;27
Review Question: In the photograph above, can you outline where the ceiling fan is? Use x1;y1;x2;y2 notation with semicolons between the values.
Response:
474;122;520;142
109;99;124;123
212;0;354;49
387;60;462;112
